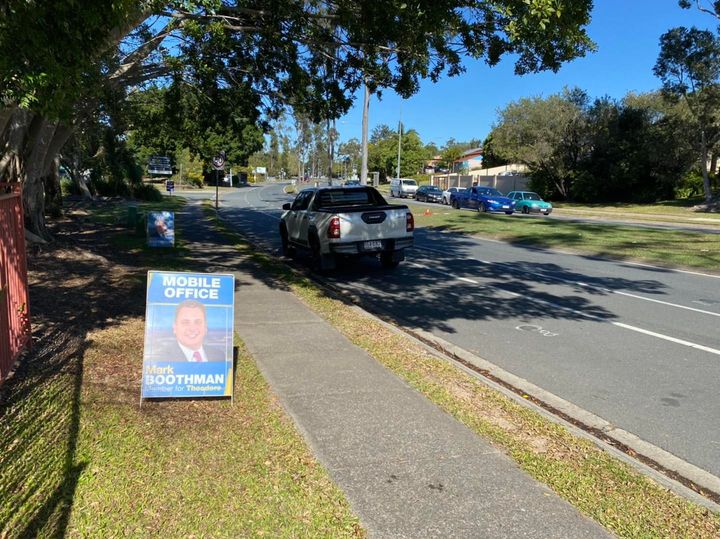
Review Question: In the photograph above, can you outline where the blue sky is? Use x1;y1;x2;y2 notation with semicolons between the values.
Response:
335;0;717;148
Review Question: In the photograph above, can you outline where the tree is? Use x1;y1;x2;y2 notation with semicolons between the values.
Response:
654;26;720;203
338;138;362;177
440;145;464;172
2;0;595;239
490;90;587;198
480;134;508;169
573;95;695;202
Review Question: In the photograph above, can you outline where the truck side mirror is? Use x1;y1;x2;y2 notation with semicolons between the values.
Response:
282;203;291;210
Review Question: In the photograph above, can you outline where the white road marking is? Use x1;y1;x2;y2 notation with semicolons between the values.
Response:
621;261;720;280
416;245;720;318
611;323;720;357
408;262;519;297
613;290;720;318
410;258;720;358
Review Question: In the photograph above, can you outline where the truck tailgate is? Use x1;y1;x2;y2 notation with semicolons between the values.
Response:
332;207;410;242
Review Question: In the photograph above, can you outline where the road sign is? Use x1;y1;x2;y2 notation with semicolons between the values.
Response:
165;179;175;193
212;153;225;170
255;166;267;174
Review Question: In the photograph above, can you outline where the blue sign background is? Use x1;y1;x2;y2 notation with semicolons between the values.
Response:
142;271;235;400
147;211;175;247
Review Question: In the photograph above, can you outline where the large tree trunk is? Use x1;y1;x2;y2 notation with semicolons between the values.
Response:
1;104;76;240
44;157;63;219
700;130;713;204
22;117;59;240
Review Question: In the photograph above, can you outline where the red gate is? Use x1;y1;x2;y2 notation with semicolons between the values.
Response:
0;183;31;381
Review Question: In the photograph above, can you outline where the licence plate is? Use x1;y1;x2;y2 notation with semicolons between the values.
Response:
502;205;509;209
363;240;382;250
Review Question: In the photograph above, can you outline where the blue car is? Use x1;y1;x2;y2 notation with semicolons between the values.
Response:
452;186;516;214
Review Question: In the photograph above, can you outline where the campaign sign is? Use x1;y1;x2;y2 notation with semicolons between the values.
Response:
141;271;235;399
147;211;175;248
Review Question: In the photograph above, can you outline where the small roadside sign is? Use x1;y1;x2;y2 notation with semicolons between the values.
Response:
147;211;175;248
212;153;225;170
165;179;175;194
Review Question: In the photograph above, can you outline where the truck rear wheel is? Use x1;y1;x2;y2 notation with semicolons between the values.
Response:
310;236;336;273
279;224;295;257
380;250;403;269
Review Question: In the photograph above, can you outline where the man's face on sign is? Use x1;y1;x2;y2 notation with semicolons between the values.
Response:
173;306;207;350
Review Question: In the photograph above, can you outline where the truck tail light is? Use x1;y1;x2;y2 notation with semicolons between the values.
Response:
328;216;341;239
406;212;414;232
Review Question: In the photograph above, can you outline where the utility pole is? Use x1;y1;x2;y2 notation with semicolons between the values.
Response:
360;81;370;185
327;117;334;185
396;107;402;180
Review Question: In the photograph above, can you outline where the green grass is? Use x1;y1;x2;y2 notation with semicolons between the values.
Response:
0;204;364;538
554;199;720;223
68;327;361;538
408;202;720;271
79;196;197;271
205;213;720;538
86;195;187;226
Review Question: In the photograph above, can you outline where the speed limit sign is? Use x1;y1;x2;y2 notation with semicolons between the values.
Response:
212;153;225;170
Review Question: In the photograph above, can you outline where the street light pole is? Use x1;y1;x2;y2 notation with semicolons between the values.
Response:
396;107;402;180
360;81;370;185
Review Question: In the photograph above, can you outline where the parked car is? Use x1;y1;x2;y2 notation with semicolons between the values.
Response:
507;191;553;215
442;186;465;205
389;178;419;198
415;185;444;203
345;179;361;186
279;186;414;271
452;186;516;214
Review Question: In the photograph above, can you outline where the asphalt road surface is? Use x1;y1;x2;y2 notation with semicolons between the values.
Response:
206;183;720;481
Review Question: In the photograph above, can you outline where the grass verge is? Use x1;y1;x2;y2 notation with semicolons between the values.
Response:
69;327;362;538
0;204;363;538
206;210;720;539
407;202;720;272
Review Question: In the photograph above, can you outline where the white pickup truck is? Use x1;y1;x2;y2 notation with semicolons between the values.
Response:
279;186;414;271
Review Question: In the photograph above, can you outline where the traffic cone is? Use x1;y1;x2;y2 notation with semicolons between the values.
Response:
423;208;432;216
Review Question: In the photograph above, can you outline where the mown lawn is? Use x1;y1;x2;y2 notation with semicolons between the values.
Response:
407;202;720;271
0;200;363;538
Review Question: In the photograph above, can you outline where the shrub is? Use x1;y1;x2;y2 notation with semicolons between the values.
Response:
675;170;707;199
60;177;79;197
186;174;204;188
94;176;131;197
410;173;431;185
132;182;163;202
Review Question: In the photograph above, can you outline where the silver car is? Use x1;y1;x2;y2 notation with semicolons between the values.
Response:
442;186;465;205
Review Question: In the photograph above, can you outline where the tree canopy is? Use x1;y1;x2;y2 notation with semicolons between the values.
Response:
654;26;720;203
1;0;595;238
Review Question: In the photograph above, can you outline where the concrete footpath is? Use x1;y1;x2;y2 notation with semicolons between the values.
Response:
182;203;612;538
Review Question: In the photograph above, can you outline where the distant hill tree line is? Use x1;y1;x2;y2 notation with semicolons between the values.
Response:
248;116;485;182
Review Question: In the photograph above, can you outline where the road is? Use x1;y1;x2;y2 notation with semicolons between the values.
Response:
202;183;720;482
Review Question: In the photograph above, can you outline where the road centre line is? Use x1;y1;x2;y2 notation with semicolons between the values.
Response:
235;197;720;359
611;323;720;357
613;290;720;318
408;259;720;358
416;245;720;318
621;261;720;280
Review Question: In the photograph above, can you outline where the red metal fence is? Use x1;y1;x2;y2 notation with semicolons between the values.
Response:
0;184;31;381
